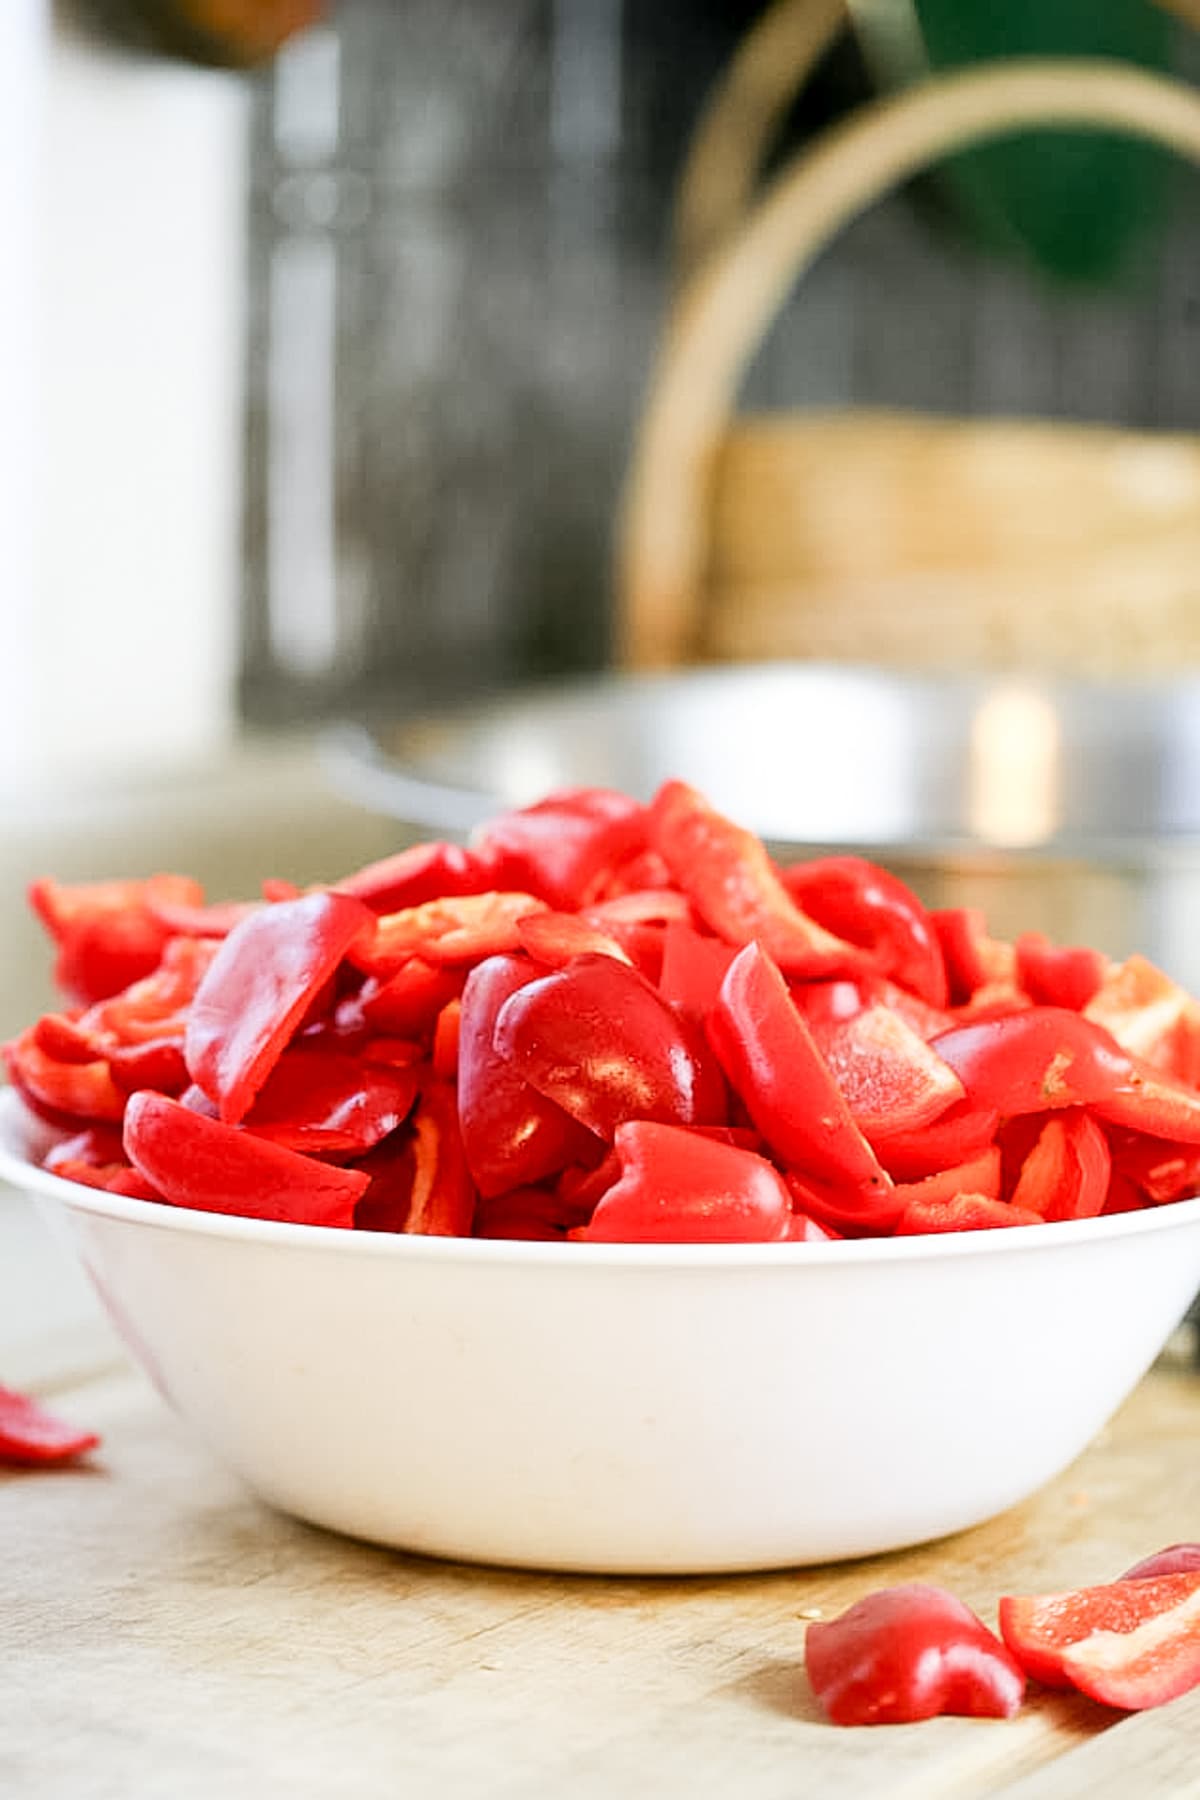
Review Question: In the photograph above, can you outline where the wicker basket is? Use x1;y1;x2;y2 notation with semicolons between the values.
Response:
616;0;1200;676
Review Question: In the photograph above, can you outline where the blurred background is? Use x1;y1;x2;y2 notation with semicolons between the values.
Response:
6;0;1200;782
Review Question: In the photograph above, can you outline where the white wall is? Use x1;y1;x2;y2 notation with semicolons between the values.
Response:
0;4;250;799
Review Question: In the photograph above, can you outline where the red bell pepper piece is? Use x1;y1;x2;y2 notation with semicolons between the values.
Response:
106;1040;190;1097
891;1147;1002;1210
0;1385;100;1466
931;907;1017;1005
354;1079;476;1236
578;846;673;905
999;1571;1200;1709
472;1186;571;1240
872;1100;1000;1182
351;891;547;975
43;1127;163;1199
1094;1055;1200;1145
1016;932;1108;1011
648;781;864;977
580;888;693;928
931;1009;1135;1116
1109;1131;1200;1205
124;1091;368;1228
333;841;498;914
516;910;633;970
457;955;599;1198
1122;1546;1200;1581
86;936;220;1046
578;1121;791;1243
781;855;948;1006
359;960;465;1040
184;891;375;1124
895;1193;1044;1234
708;944;894;1218
1102;1172;1148;1215
494;953;727;1142
805;1003;964;1142
805;1584;1026;1725
471;788;649;910
1084;954;1200;1085
658;921;739;1022
29;873;205;1005
241;1048;417;1154
1009;1111;1111;1222
3;1027;126;1124
432;1000;461;1082
143;895;264;939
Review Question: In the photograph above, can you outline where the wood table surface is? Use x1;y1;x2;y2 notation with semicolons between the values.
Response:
2;1336;1198;1800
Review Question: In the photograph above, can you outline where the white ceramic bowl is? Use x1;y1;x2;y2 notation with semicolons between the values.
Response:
2;1088;1198;1575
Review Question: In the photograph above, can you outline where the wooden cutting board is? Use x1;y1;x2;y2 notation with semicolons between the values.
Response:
0;1347;1197;1798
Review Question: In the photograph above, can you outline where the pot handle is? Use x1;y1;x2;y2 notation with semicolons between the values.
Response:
617;53;1200;673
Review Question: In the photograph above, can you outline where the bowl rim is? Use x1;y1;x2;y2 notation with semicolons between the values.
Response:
4;1089;1200;1270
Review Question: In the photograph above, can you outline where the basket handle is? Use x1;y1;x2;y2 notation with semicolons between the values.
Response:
617;56;1200;672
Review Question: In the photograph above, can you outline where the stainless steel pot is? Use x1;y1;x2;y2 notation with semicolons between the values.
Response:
325;662;1200;991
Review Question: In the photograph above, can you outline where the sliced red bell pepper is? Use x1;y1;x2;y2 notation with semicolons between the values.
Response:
142;895;264;940
708;944;895;1223
1084;954;1200;1085
432;1000;461;1082
805;1584;1025;1725
931;1009;1135;1116
29;873;206;1005
353;1079;475;1236
472;788;649;909
1009;1111;1111;1222
931;907;1018;1005
358;960;465;1040
578;845;673;905
333;840;498;914
4;1027;125;1124
578;1120;791;1243
0;1385;100;1466
1016;932;1108;1012
895;1192;1044;1234
805;1004;964;1142
43;1126;162;1198
1123;1546;1200;1581
241;1048;417;1154
184;891;375;1124
456;955;599;1198
657;921;740;1022
1102;1172;1147;1215
473;1186;572;1241
891;1147;1002;1211
1109;1131;1200;1205
648;781;865;977
106;1040;190;1097
124;1092;368;1227
494;953;727;1142
86;937;220;1046
781;855;948;1006
351;891;547;975
999;1571;1200;1709
1093;1055;1200;1145
872;1101;1000;1182
515;910;633;970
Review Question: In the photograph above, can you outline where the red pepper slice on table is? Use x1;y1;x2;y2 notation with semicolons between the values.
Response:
456;955;600;1198
895;1193;1044;1234
493;953;727;1142
781;855;948;1006
1084;954;1200;1087
1122;1546;1200;1581
707;943;896;1226
124;1092;369;1228
0;1385;100;1466
515;910;633;970
805;1584;1025;1725
351;891;547;976
999;1571;1200;1710
358;960;465;1041
184;891;375;1124
577;1121;791;1243
649;781;865;978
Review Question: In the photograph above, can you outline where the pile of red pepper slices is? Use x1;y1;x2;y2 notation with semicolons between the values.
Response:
10;778;1200;1242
